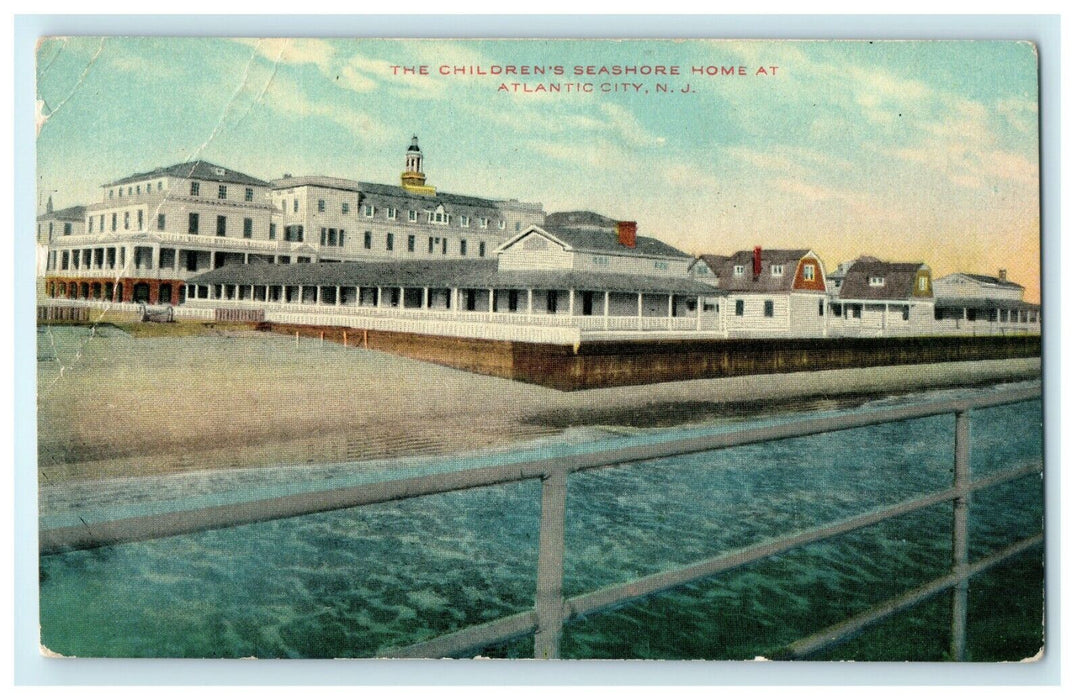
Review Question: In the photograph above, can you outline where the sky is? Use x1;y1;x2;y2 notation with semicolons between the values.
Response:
35;37;1041;300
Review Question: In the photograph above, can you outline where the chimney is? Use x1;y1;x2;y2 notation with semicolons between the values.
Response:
753;246;762;278
998;268;1008;283
46;195;53;214
616;221;637;248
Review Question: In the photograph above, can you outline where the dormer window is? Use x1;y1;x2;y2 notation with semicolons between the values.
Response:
869;276;886;287
408;210;418;222
213;167;226;176
803;264;816;281
770;264;784;276
498;220;506;230
479;217;488;229
387;207;397;219
734;265;745;276
427;205;449;225
918;277;928;291
364;204;374;218
460;215;470;227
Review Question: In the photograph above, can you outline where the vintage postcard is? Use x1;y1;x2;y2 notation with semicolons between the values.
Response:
35;37;1043;661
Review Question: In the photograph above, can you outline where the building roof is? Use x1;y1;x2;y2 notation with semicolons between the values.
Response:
935;297;1040;312
544;210;617;230
37;205;86;222
105;161;270;188
698;250;813;292
543;226;690;259
938;272;1025;290
269;175;503;210
838;260;929;301
188;260;718;296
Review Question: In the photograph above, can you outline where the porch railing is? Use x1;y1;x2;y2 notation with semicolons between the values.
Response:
38;386;1043;660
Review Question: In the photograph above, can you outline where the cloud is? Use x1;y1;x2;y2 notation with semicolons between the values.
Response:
997;96;1038;133
235;38;337;72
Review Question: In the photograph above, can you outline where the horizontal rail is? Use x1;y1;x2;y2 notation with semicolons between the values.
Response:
39;385;1041;554
773;532;1044;660
383;460;1042;658
386;611;538;659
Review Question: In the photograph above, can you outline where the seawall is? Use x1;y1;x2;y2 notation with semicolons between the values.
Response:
259;323;1041;391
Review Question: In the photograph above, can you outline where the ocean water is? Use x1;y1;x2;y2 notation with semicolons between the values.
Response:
38;382;1044;660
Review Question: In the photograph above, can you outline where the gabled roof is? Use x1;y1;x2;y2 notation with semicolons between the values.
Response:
838;260;929;301
698;250;814;292
105;161;269;188
37;205;86;221
938;272;1024;290
502;224;690;260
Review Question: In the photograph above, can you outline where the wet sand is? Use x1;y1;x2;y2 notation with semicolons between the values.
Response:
37;325;1042;484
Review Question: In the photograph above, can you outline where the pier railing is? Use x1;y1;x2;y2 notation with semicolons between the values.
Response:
38;385;1044;660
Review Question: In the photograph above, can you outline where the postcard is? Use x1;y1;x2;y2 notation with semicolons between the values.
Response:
35;37;1043;661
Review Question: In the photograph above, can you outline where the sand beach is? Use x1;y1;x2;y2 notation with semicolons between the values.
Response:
36;323;1042;484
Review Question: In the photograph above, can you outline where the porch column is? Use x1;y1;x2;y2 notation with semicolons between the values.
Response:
335;286;341;305
603;291;610;331
451;288;458;312
423;287;430;309
357;286;362;307
696;296;702;331
244;253;250;264
399;286;405;308
527;288;534;316
668;293;674;317
376;287;383;307
489;288;495;314
637;293;644;331
568;288;575;317
250;285;256;301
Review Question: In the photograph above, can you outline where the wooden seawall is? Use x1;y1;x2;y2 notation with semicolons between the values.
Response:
260;323;1042;391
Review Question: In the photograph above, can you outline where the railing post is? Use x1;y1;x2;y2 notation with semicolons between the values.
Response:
950;409;971;661
534;466;568;659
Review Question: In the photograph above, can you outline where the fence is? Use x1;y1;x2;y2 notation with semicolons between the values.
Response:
38;385;1043;660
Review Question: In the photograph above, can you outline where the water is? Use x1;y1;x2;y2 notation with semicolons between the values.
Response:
38;382;1044;660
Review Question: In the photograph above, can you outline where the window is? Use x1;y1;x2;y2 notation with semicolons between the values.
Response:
498;220;505;230
99;215;104;231
734;265;745;276
408;234;415;252
764;300;774;317
386;233;394;251
61;251;69;270
190;181;200;196
127;187;132;196
157;214;166;231
364;204;374;217
243;218;253;238
88;218;94;234
136;185;141;195
158;181;163;191
460;215;469;227
460;239;467;256
918;277;928;291
342;202;349;214
818;299;824;316
869;276;885;287
283;225;304;242
269;223;277;240
216;215;227;237
245;188;254;202
387;207;397;219
111;213;117;231
188;213;199;234
442;239;448;255
593;256;609;266
318;199;325;213
320;228;327;246
516;222;521;232
903;306;910;321
64;222;72;236
734;299;744;316
547;290;558;313
124;212;130;230
654;261;669;270
364;231;372;249
479;241;486;257
293;199;299;213
851;305;862;319
218;185;227;199
428;237;434;254
770;264;784;276
480;217;488;229
108;189;114;199
832;303;842;317
137;210;143;230
408;210;417;222
803;263;816;281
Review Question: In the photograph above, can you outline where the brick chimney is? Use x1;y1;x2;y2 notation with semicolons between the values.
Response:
616;221;637;248
998;268;1008;283
753;246;763;278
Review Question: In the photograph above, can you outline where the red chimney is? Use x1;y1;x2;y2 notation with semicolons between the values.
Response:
616;221;637;248
753;246;762;278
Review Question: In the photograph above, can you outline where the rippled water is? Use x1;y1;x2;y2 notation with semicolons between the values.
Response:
38;382;1044;660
